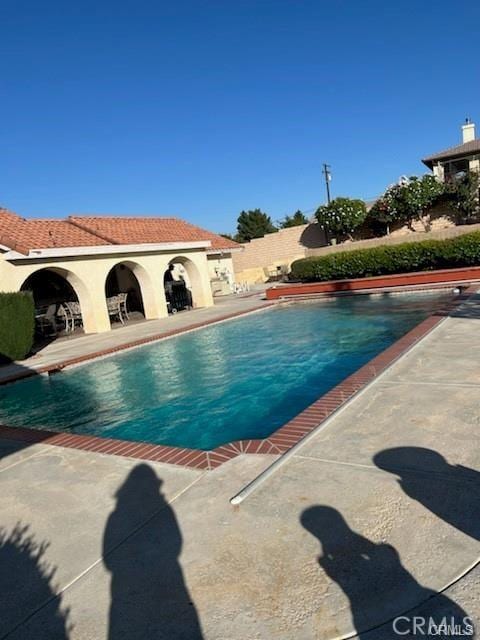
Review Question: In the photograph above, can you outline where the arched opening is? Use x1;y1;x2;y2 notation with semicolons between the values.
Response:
105;262;148;326
20;268;84;338
164;257;202;313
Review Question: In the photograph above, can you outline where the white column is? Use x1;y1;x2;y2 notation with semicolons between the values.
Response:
433;163;445;182
469;158;480;174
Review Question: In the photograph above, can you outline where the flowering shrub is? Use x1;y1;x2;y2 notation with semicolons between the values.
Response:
445;172;480;223
315;198;367;240
369;175;445;232
368;189;408;231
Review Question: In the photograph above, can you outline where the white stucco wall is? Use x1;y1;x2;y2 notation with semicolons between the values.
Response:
206;254;234;282
0;248;214;334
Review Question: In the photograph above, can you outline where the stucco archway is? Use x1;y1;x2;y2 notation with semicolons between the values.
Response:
21;268;78;307
20;266;102;334
166;256;208;309
105;260;166;322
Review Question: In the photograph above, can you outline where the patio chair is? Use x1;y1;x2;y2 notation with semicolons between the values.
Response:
57;304;72;333
117;292;129;320
232;282;243;294
279;264;290;281
107;296;124;324
264;267;280;282
64;301;83;331
35;304;59;337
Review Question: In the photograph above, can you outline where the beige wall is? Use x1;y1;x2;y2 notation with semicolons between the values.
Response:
206;254;234;281
433;164;445;181
469;158;480;173
0;248;214;334
306;221;480;259
232;224;326;284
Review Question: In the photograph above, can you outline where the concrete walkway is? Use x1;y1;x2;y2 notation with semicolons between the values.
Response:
1;295;479;639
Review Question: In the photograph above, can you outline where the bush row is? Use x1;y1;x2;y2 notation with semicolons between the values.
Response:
0;292;35;362
290;231;480;282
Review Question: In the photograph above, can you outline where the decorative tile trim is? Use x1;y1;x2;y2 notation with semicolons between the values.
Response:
0;285;477;470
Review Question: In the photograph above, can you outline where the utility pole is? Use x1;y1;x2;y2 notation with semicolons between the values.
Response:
322;163;332;204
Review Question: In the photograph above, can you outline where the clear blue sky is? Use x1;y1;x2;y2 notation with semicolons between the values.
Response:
1;1;479;233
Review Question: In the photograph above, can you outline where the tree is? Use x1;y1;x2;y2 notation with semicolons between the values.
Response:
401;175;445;230
368;191;406;234
369;175;445;233
279;210;309;228
446;172;480;224
315;198;367;241
235;209;277;243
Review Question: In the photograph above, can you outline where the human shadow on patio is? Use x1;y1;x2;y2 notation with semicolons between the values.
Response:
301;506;473;639
374;447;480;542
102;464;203;640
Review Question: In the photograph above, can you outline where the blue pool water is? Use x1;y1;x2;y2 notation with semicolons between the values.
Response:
0;292;451;450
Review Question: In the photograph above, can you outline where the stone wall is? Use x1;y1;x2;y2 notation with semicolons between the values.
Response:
306;222;480;259
230;207;478;284
387;202;457;236
232;224;326;283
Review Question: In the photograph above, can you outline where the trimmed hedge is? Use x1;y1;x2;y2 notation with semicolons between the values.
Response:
0;292;35;362
291;231;480;282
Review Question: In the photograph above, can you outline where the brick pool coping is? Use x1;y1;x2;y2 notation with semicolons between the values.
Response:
0;285;477;470
0;302;275;386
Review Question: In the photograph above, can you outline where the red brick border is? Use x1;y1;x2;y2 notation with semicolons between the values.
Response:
0;302;275;386
0;285;477;470
266;266;480;300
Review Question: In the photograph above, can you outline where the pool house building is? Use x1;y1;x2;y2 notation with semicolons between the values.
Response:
0;209;239;334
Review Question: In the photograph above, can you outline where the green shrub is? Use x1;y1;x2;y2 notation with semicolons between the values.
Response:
0;292;35;362
291;231;480;281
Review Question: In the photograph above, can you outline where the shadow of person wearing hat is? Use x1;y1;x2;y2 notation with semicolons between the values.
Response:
374;447;480;542
103;464;203;640
301;506;473;639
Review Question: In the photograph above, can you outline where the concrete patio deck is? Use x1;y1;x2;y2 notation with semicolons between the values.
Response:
1;293;479;639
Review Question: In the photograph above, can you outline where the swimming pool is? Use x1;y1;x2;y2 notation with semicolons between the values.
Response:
0;292;451;450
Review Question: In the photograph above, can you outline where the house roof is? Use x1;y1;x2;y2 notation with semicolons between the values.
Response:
0;209;107;255
68;216;238;252
422;139;480;169
0;209;239;256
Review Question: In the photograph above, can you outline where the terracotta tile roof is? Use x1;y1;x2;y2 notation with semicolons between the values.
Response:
0;209;239;255
422;139;480;168
68;216;239;251
0;209;107;255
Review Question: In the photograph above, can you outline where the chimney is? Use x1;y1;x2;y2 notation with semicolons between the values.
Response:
462;117;475;143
